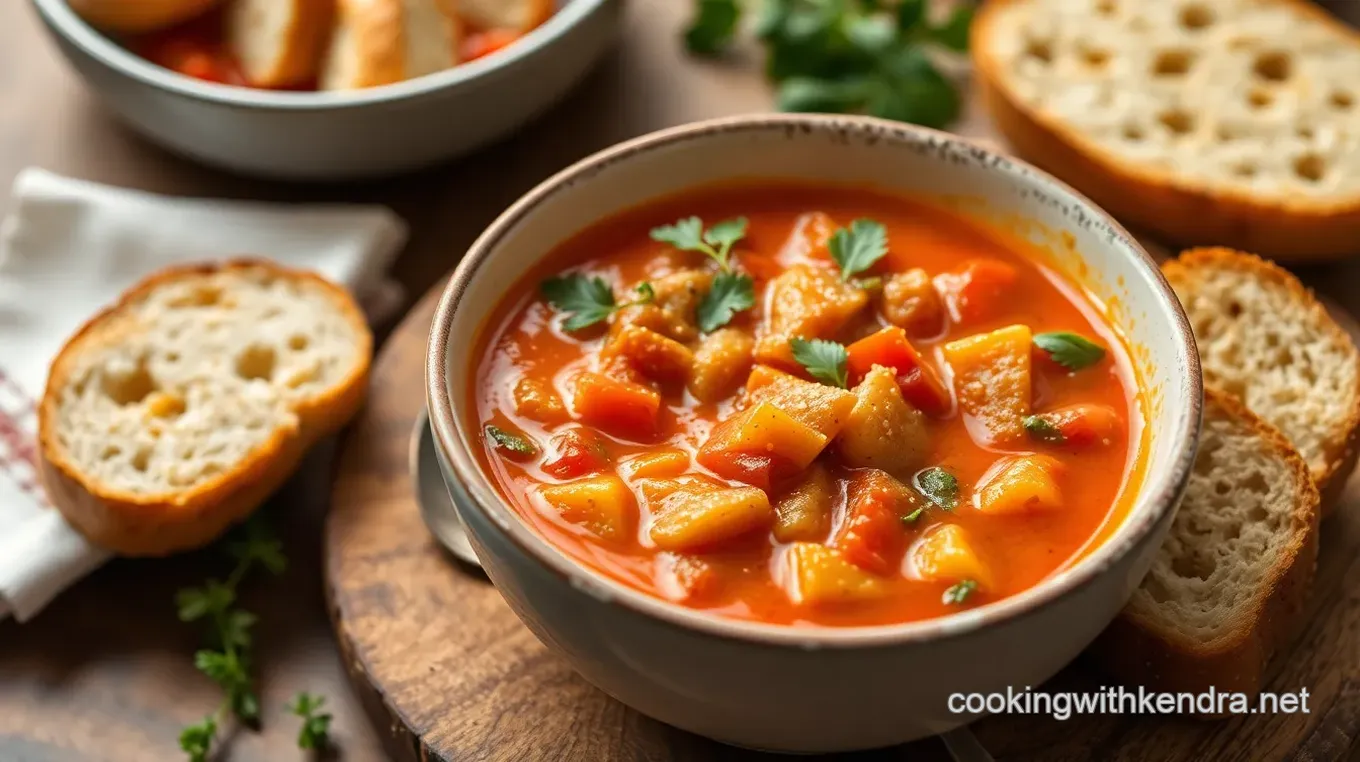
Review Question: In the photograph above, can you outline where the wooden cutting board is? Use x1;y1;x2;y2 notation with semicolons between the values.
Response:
325;273;1360;762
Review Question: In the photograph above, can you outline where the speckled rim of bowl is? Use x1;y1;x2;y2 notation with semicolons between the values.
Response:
29;0;610;111
427;113;1203;649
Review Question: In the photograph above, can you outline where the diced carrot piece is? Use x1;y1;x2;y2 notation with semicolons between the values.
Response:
754;265;868;369
1030;404;1124;448
656;552;722;602
832;469;920;574
744;366;858;440
738;253;785;283
838;366;930;475
942;324;1033;444
689;328;755;403
784;543;890;606
935;259;1020;325
619;449;690;480
882;269;945;337
846;327;952;416
913;524;993;590
601;324;694;384
976;456;1064;515
461;29;522;61
696;402;829;489
535;475;636;541
513;377;569;425
773;462;834;542
649;485;773;551
573;372;661;439
541;426;612;479
634;475;724;507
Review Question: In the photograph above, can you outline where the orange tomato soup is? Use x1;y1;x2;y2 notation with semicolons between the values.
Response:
469;182;1145;627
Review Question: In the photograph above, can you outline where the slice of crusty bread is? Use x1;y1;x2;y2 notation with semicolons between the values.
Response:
37;261;371;556
320;0;462;90
1095;389;1319;700
69;0;222;34
1164;247;1360;511
446;0;553;32
973;0;1360;261
226;0;334;88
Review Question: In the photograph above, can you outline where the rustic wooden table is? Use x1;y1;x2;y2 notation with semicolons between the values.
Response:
2;1;1359;760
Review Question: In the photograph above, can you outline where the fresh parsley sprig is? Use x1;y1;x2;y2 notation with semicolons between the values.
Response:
289;692;334;751
175;518;334;761
1023;415;1065;443
1033;331;1106;371
828;218;889;283
684;0;973;129
485;424;539;458
790;337;848;388
942;578;978;605
650;216;756;332
913;466;959;510
541;274;654;332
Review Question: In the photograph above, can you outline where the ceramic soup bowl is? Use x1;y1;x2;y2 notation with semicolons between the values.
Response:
426;114;1202;753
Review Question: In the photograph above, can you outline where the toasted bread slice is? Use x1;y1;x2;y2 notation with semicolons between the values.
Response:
446;0;553;32
69;0;222;34
226;0;334;88
37;261;372;556
973;0;1360;261
320;0;462;90
1095;389;1319;700
1164;248;1360;511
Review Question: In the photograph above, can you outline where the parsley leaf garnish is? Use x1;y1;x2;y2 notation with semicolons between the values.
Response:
485;425;539;458
1033;331;1107;371
541;274;654;332
901;506;926;525
942;578;978;605
828;218;889;282
651;216;749;271
653;216;755;332
685;0;742;55
289;692;334;751
790;337;848;388
914;466;959;510
685;0;971;130
698;271;756;333
1023;415;1066;443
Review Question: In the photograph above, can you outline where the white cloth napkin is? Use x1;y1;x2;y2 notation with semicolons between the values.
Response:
0;168;408;623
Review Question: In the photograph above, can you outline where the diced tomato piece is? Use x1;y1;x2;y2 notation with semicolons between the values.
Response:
657;553;722;603
698;449;797;492
572;372;661;439
845;327;951;416
831;470;919;575
138;33;243;85
1033;404;1124;448
542;426;612;479
935;259;1019;325
738;253;785;283
461;29;523;61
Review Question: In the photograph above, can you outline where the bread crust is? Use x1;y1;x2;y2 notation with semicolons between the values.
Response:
1093;390;1319;705
228;0;335;88
447;0;554;32
322;0;408;89
69;0;222;34
972;0;1360;262
1163;247;1360;514
37;260;372;557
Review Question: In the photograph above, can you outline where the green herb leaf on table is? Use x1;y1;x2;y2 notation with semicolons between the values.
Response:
791;337;849;388
485;425;539;457
926;5;974;52
914;466;959;510
290;692;334;751
685;0;743;55
866;47;961;128
697;271;756;333
540;274;654;332
178;717;217;762
942;578;978;605
1023;415;1066;443
895;0;926;31
651;216;749;271
828;219;889;282
1033;331;1107;371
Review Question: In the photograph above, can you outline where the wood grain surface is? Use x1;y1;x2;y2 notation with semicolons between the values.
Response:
1;0;1359;760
